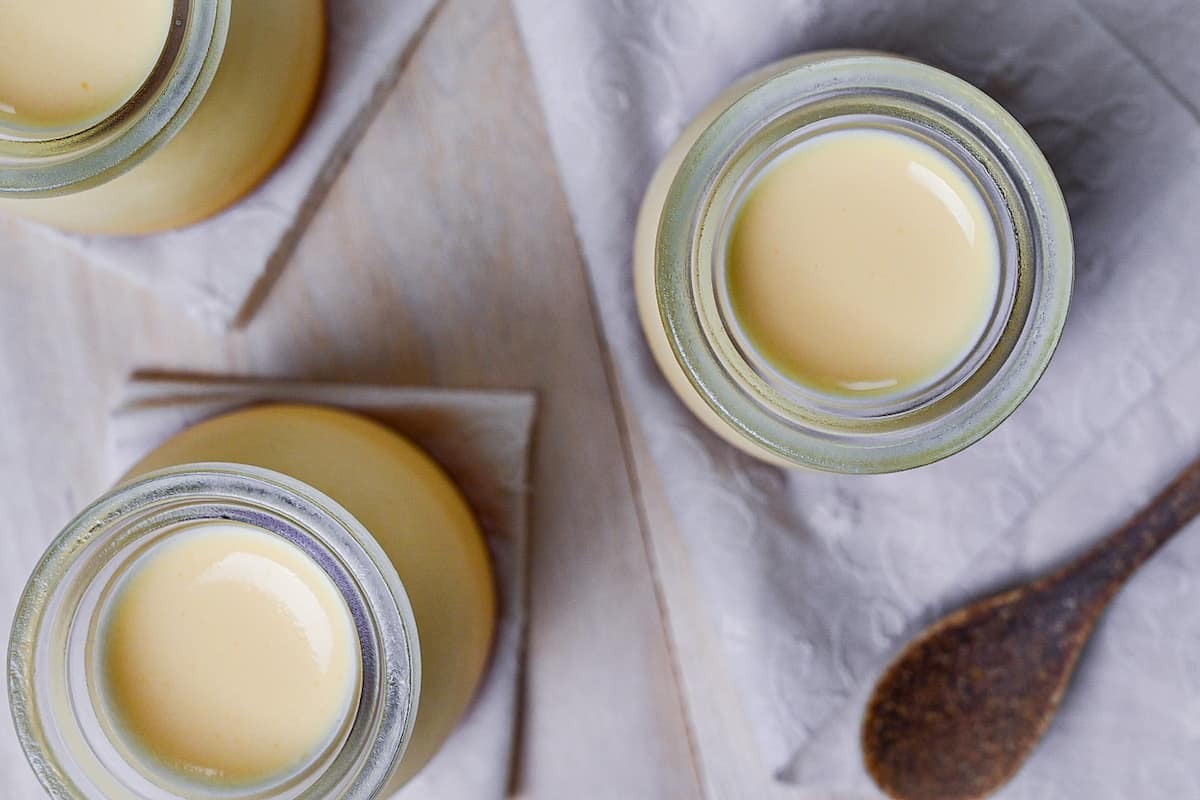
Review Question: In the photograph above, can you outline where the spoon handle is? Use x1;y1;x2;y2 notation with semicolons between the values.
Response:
1050;454;1200;607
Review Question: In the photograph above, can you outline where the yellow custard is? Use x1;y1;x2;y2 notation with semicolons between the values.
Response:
0;0;326;234
726;128;1001;396
99;521;361;787
0;0;172;132
124;405;496;788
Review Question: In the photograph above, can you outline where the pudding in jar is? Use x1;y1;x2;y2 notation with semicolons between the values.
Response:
122;404;497;790
8;404;495;798
0;0;326;234
0;0;174;134
97;520;363;788
724;126;1001;397
635;52;1073;473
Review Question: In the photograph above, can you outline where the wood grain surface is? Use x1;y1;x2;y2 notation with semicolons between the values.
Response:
0;1;811;798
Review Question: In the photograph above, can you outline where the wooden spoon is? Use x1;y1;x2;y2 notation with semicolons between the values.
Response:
862;456;1200;800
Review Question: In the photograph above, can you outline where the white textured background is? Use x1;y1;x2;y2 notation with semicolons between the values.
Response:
513;0;1200;795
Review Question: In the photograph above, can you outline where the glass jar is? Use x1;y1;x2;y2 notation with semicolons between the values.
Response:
8;464;418;799
0;0;325;234
634;52;1073;473
9;405;497;797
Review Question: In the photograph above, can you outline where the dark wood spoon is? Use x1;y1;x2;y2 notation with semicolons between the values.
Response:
862;456;1200;800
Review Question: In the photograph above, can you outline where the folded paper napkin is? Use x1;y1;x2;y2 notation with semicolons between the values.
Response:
513;0;1200;796
0;0;439;330
111;376;535;800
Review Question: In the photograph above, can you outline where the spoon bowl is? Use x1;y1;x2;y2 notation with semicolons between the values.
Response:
862;456;1200;800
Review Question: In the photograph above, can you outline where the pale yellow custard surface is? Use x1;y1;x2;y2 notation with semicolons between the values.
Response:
0;0;326;234
99;521;361;787
124;404;496;788
726;128;1000;395
0;0;172;132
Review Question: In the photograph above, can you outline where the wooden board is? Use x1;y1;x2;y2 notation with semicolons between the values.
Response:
0;1;703;797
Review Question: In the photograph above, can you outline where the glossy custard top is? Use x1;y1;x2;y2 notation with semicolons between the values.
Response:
726;127;1001;396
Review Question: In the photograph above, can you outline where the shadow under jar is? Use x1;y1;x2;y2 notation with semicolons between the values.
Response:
0;0;325;234
9;405;497;799
634;52;1074;473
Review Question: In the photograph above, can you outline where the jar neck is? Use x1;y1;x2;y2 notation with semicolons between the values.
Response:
655;53;1072;472
9;464;419;800
0;0;229;197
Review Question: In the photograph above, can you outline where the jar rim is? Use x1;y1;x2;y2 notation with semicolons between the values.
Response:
0;0;230;196
8;463;420;799
654;52;1074;473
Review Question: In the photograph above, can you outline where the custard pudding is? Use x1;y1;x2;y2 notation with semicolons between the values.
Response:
634;53;1073;471
98;521;361;787
0;0;326;234
0;0;172;133
125;404;496;789
725;127;1000;396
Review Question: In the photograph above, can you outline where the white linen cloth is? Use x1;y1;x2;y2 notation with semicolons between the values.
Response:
111;375;534;800
0;0;440;330
512;0;1200;795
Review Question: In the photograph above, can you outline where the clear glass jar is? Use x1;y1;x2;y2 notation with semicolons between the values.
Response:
634;52;1073;473
0;0;325;234
119;404;497;791
9;404;498;798
8;463;419;799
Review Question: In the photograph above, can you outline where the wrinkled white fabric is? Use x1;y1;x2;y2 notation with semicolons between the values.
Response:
513;0;1200;794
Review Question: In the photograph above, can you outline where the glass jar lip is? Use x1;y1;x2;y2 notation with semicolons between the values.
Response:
8;462;420;799
654;52;1074;473
0;0;230;196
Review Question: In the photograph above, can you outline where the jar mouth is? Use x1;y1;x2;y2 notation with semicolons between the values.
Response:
8;464;419;799
0;0;229;196
655;53;1073;473
712;112;1016;417
86;521;365;795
